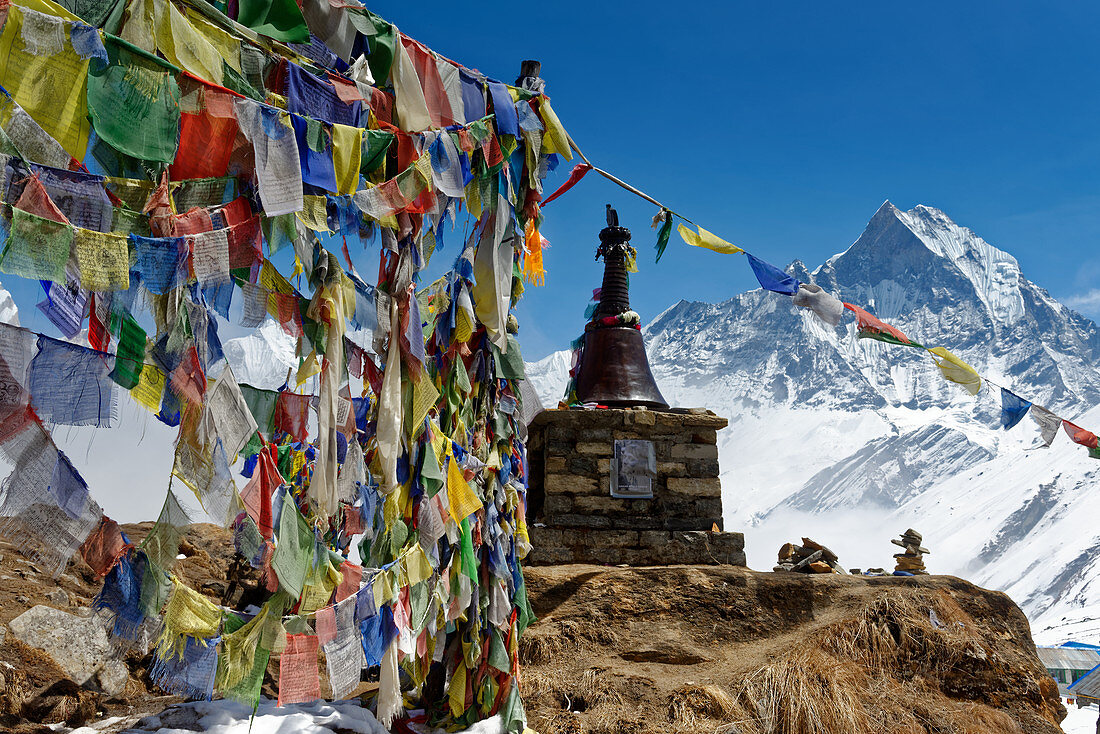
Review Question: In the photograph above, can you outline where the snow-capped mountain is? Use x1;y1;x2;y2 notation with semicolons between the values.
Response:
526;201;1100;642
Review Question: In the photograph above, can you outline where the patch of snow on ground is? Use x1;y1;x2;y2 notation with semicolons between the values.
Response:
1061;703;1098;733
113;699;503;734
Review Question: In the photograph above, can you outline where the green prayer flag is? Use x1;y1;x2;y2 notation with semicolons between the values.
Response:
220;61;265;102
0;208;72;284
139;556;172;617
421;439;444;498
654;212;672;263
857;330;924;349
55;0;122;27
272;492;313;599
459;517;476;579
236;0;309;43
239;384;277;436
346;10;395;83
361;130;393;175
110;312;146;390
87;37;181;164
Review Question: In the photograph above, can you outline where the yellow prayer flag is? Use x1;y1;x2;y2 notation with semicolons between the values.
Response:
0;6;90;160
446;450;482;522
410;372;439;438
449;661;467;717
296;350;320;387
927;347;981;396
184;7;243;73
404;544;433;586
157;0;224;85
677;223;743;255
158;579;221;659
73;229;130;292
332;123;363;196
538;99;572;161
297;195;331;233
132;363;167;413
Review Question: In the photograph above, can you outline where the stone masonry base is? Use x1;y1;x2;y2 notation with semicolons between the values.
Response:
525;527;746;566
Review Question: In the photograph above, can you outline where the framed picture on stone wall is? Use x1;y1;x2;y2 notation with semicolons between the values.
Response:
611;439;655;499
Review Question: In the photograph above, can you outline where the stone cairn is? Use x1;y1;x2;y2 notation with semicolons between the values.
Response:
892;528;929;575
774;537;846;574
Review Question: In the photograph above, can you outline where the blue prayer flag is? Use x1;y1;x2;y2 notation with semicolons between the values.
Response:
1000;388;1032;430
746;253;800;295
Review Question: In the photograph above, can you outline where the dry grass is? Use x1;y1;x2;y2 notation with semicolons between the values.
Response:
667;683;740;725
520;619;621;666
821;590;978;675
733;650;872;734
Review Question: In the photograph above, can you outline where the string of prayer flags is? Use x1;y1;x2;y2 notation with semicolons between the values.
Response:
746;252;800;295
1000;389;1032;431
927;347;982;396
0;0;570;728
677;223;743;254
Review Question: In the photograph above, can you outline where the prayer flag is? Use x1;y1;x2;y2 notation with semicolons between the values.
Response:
843;303;917;347
746;253;800;295
677;223;742;254
927;347;981;396
1000;388;1032;431
792;283;844;326
1062;420;1099;449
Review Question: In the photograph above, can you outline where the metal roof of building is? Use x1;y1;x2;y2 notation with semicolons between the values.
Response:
1070;664;1100;698
1037;646;1100;670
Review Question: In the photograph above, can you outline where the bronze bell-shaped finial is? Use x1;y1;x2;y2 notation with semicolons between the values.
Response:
573;206;669;410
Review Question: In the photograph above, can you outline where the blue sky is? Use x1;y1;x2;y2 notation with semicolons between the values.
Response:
378;0;1100;360
8;1;1100;362
2;1;1097;523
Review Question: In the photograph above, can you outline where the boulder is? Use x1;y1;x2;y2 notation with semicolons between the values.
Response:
45;588;70;607
8;605;127;695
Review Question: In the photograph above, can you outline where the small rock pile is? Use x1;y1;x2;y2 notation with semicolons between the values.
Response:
774;537;846;574
892;529;929;575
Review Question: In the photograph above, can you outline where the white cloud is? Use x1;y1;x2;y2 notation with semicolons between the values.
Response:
1064;289;1100;313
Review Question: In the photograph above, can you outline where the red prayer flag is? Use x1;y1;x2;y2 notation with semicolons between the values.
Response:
541;163;592;206
315;606;337;645
79;516;131;578
843;303;913;345
227;216;263;270
277;634;321;706
1062;420;1099;449
335;560;361;603
275;391;311;442
402;35;453;128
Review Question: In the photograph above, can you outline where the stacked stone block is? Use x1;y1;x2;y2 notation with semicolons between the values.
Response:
525;408;745;566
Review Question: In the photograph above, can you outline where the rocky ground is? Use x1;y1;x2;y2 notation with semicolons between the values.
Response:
0;525;1067;734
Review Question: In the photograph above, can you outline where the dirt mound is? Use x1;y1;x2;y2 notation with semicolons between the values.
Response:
520;565;1064;734
0;529;1065;734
